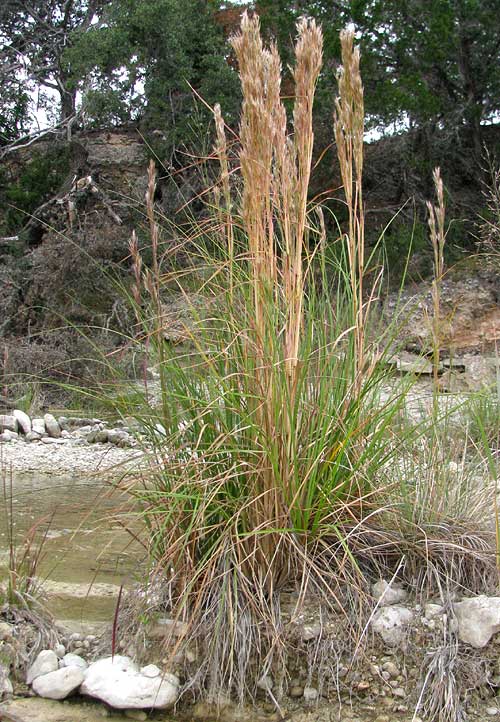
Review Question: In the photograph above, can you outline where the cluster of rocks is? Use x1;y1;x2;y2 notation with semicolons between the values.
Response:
264;583;500;718
0;620;18;700
24;649;179;711
370;580;500;651
0;410;136;448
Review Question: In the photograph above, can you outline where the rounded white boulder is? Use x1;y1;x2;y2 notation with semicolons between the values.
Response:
32;666;84;700
80;656;179;709
27;650;59;684
371;605;414;646
13;409;31;434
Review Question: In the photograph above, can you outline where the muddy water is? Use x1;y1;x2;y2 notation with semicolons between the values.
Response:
0;472;143;624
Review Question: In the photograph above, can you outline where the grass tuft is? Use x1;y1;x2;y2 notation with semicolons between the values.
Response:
77;12;498;709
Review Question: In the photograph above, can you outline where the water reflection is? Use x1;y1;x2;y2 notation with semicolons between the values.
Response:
0;472;142;622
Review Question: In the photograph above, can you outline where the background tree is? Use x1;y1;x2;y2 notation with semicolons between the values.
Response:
352;0;500;159
0;0;110;124
63;0;241;156
258;1;499;154
0;57;31;144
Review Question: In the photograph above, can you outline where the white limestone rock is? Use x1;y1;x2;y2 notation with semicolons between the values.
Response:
0;415;18;433
301;623;321;641
13;409;31;434
80;655;179;709
371;606;414;646
0;663;13;699
32;418;47;436
107;429;128;445
140;664;161;678
424;603;444;620
453;596;500;648
44;413;61;438
27;650;59;684
303;686;319;702
372;579;408;606
32;666;84;700
62;653;88;670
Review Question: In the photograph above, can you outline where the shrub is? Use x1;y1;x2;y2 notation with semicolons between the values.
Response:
1;146;71;236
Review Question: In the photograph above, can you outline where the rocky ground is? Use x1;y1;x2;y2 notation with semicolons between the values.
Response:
4;580;500;721
0;411;143;475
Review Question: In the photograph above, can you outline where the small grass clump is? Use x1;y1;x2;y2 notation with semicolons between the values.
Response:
0;462;50;609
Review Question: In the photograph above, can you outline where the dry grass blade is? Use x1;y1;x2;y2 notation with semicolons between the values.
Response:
334;29;366;393
426;166;446;397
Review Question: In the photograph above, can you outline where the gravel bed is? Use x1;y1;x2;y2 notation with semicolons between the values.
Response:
0;437;143;476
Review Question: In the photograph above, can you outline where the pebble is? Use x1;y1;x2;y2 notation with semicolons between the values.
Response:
301;623;321;640
0;622;13;640
381;661;399;678
289;685;304;698
62;653;87;670
25;431;41;441
54;644;66;658
303;686;318;702
392;686;405;698
140;664;161;678
487;709;500;717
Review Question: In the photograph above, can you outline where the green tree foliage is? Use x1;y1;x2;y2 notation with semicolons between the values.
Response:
0;1;109;123
64;0;240;153
260;1;500;147
0;146;71;235
0;67;31;144
351;0;500;156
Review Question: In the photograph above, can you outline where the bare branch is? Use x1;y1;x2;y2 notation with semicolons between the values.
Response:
0;114;78;159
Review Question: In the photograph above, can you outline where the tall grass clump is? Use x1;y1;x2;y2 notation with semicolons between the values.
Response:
378;168;497;600
103;13;496;706
116;14;414;701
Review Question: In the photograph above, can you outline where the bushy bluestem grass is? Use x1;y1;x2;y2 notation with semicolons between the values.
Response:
65;12;496;705
111;15;413;700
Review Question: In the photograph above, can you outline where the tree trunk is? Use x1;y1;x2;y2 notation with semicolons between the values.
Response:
60;87;76;122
